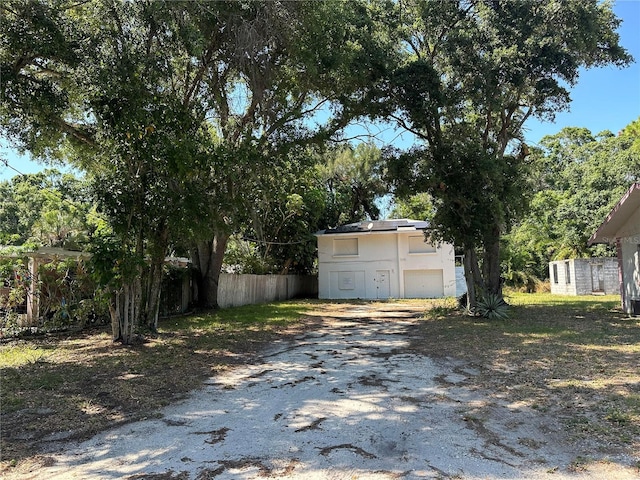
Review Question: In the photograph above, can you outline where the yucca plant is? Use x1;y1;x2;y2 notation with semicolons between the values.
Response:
475;293;510;320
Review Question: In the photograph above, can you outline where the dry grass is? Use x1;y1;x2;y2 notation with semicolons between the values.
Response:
1;294;639;475
0;301;317;471
413;292;640;459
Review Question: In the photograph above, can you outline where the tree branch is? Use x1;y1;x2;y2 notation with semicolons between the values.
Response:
389;113;429;143
54;118;97;147
184;43;215;107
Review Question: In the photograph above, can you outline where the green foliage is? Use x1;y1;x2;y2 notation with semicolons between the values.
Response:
87;230;144;288
226;148;326;275
0;258;27;336
504;120;640;284
37;257;107;329
389;193;435;222
224;236;277;275
222;141;390;275
0;170;91;248
316;142;388;226
0;254;109;336
380;0;631;300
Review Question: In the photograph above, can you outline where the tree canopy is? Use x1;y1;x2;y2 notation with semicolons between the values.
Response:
378;0;632;307
1;0;391;339
0;169;90;247
0;0;634;330
502;121;640;289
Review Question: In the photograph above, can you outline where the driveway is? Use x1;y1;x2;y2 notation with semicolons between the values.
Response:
24;303;637;479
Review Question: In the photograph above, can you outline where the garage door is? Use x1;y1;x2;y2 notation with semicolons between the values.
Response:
403;269;444;298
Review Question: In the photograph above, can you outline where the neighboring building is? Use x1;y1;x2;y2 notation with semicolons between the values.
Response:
589;183;640;315
549;258;618;296
315;219;456;300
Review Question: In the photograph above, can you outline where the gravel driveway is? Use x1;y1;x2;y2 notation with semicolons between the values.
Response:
25;303;637;479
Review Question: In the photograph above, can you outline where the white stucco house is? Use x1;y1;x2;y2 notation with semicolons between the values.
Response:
588;183;640;315
315;219;456;300
549;257;619;296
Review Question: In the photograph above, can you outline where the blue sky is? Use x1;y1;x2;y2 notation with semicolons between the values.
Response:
1;0;639;181
523;0;640;145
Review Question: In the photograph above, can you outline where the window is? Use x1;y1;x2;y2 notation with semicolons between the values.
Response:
408;235;437;254
565;261;571;284
553;264;558;284
333;238;358;256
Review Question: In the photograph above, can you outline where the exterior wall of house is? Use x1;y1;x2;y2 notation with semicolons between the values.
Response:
619;240;640;314
317;231;456;300
618;219;640;314
589;184;640;315
549;258;618;296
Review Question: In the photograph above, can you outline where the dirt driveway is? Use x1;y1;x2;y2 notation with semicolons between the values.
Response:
18;303;638;479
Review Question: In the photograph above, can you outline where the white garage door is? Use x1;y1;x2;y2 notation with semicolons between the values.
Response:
403;269;444;298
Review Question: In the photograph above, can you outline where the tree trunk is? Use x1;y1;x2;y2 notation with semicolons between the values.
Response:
191;230;229;309
482;224;503;297
145;224;170;332
463;251;476;313
109;276;142;344
463;247;485;313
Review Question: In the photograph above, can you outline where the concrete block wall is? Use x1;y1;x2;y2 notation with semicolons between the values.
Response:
573;260;593;295
602;258;621;295
550;258;618;296
549;260;576;295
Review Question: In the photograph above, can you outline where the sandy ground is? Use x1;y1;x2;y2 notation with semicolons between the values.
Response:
10;303;638;479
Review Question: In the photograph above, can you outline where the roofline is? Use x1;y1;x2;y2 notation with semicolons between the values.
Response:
315;227;432;237
315;219;431;237
588;182;640;245
315;222;432;237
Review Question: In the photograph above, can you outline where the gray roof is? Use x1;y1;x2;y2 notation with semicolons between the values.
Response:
316;219;430;235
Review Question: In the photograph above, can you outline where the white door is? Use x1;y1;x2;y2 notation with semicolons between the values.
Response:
376;270;390;299
403;270;444;298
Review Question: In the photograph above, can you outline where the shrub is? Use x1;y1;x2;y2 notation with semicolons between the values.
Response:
476;293;510;320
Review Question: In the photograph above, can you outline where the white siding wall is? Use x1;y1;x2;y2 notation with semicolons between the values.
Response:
614;206;640;314
317;231;456;300
620;238;640;314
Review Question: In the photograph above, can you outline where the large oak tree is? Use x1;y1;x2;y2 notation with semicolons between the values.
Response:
1;0;392;339
379;0;631;309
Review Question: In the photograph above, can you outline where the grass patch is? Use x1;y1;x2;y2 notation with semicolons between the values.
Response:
0;345;48;367
2;294;638;473
0;300;313;470
413;292;640;456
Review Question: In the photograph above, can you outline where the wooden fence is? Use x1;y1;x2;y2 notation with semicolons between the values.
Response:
217;273;318;308
160;273;318;316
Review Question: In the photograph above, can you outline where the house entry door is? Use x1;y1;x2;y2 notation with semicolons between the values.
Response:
376;270;391;299
591;264;604;292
